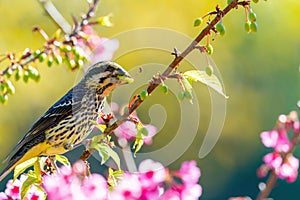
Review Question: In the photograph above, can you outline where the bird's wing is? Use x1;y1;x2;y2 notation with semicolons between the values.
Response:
3;88;82;162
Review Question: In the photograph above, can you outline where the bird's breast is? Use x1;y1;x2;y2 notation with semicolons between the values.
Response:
45;93;105;155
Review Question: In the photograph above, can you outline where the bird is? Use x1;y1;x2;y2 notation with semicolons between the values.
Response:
0;61;133;181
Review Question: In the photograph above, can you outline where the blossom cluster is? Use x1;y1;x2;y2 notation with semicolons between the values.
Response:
0;159;202;200
98;102;158;147
0;175;44;200
258;111;300;182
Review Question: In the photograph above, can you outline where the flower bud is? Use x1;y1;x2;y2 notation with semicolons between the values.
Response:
194;18;203;27
140;90;148;100
216;23;226;36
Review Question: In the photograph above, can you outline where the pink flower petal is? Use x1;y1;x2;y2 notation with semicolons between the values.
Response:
179;161;201;184
260;130;278;148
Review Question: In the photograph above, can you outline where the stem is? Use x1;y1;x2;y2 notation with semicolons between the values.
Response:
80;0;249;161
256;171;278;200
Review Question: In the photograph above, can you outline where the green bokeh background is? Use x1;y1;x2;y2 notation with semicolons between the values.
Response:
0;0;300;199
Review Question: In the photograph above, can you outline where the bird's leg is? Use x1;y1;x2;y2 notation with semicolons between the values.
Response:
84;161;91;176
48;155;59;173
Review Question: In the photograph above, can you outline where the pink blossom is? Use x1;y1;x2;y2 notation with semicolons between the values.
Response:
78;25;119;64
263;152;282;169
1;175;45;200
0;192;8;200
160;189;180;200
81;174;108;199
4;179;22;199
229;197;252;200
138;159;166;189
113;173;142;199
43;163;109;200
115;121;136;140
293;121;300;133
260;129;291;153
25;188;45;200
181;184;202;200
143;124;157;145
277;154;299;183
275;129;291;153
260;130;278;148
43;166;79;200
140;186;163;200
256;164;270;178
91;38;119;64
114;121;157;145
108;192;126;200
178;160;201;185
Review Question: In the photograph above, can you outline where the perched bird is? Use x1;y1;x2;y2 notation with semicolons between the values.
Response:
0;61;133;181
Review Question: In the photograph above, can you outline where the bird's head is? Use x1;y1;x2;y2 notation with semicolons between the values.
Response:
82;61;133;96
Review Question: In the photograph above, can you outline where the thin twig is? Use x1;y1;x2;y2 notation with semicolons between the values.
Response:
39;0;72;33
256;171;278;200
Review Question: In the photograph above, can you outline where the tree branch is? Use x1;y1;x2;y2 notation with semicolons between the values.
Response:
80;0;250;161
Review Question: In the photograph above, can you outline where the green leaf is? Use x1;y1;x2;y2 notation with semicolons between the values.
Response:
23;71;30;83
5;80;15;95
244;21;251;33
108;168;124;189
33;158;41;182
90;134;106;149
97;14;113;27
21;174;39;200
0;95;8;105
90;120;107;132
38;53;47;62
133;137;144;157
94;143;110;165
15;67;23;81
93;142;121;169
14;157;38;181
0;83;7;93
184;91;193;100
182;77;193;92
178;91;185;101
47;56;53;67
6;68;13;78
139;127;149;137
184;70;228;98
55;155;70;166
250;22;258;33
35;185;47;200
105;145;121;170
54;55;63;65
249;12;257;22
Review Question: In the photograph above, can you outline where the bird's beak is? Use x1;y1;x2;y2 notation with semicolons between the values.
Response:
117;74;134;85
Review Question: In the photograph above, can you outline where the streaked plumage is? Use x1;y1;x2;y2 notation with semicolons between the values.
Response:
0;61;133;181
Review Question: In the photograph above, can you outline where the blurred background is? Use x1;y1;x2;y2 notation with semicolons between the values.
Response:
0;0;300;199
